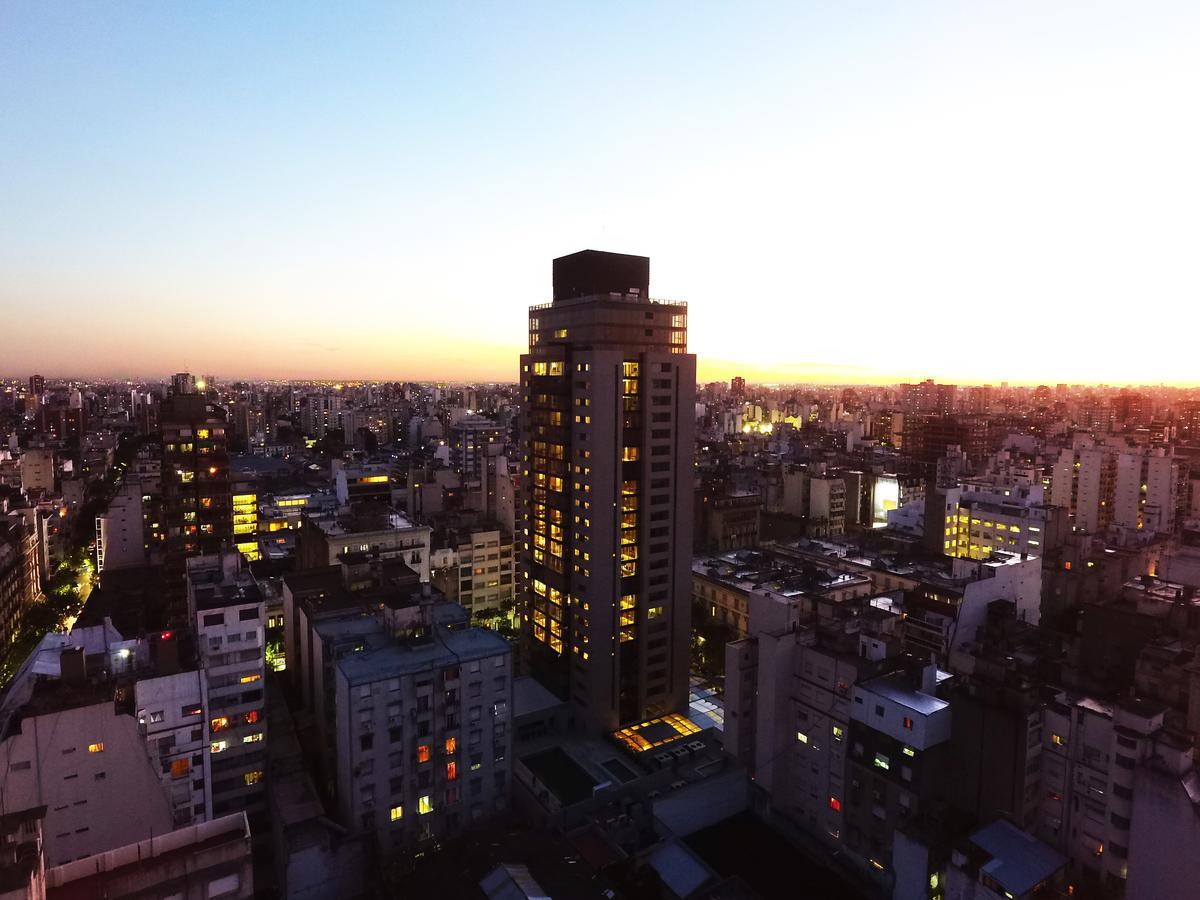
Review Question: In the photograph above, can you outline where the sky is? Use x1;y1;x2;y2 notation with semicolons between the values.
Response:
2;2;1198;386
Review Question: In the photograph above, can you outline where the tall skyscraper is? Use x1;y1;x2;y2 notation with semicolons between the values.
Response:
160;392;233;622
519;250;696;734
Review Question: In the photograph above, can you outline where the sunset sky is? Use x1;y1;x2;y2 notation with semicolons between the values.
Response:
3;2;1198;385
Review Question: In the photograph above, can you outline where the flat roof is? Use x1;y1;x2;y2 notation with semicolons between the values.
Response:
970;820;1064;896
521;746;597;805
860;670;949;717
513;675;563;719
336;625;509;685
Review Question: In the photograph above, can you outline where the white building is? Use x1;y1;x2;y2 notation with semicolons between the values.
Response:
134;668;208;828
0;684;174;866
903;553;1042;660
1113;449;1178;535
95;480;145;572
187;553;268;824
1126;738;1200;900
1039;694;1168;893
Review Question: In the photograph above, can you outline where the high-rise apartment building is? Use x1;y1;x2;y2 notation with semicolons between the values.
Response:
160;393;233;621
450;415;505;483
95;480;147;572
519;250;695;734
187;553;268;826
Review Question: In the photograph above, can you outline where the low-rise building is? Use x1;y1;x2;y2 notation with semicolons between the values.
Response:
298;508;431;581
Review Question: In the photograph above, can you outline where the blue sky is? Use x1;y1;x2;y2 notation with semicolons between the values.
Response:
3;2;1198;383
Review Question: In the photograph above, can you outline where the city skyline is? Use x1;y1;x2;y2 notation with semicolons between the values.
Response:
6;4;1200;898
5;2;1199;386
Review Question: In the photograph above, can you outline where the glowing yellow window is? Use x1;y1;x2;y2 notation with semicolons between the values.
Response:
240;673;261;684
244;770;263;786
87;742;104;753
390;804;403;822
622;446;640;461
418;795;433;815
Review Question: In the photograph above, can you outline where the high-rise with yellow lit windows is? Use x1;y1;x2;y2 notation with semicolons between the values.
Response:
232;478;259;562
160;388;233;622
519;250;695;733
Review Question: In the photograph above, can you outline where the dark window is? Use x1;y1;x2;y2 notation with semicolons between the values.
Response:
239;608;259;621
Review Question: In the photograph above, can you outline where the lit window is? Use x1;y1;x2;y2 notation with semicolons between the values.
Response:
446;761;458;781
390;804;403;822
832;725;844;741
796;732;809;744
87;742;104;753
902;717;914;730
211;716;229;733
874;753;890;771
239;673;261;684
418;795;433;815
902;746;916;758
170;758;190;779
829;796;841;812
444;737;457;755
243;732;264;743
417;745;430;763
211;740;228;754
1051;733;1066;747
244;770;263;786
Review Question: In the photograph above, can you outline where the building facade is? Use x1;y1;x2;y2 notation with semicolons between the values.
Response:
519;250;696;734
